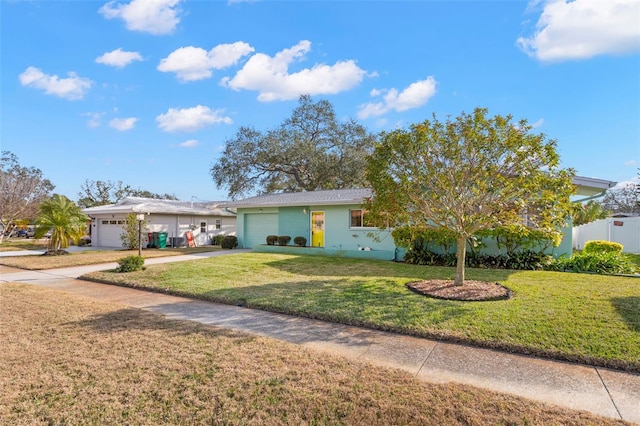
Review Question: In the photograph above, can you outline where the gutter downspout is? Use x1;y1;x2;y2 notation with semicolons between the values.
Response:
572;191;608;204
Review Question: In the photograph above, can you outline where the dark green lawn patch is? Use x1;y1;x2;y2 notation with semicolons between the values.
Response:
82;253;640;372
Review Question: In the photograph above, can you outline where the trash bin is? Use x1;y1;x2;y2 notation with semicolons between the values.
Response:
170;237;184;248
158;232;168;249
147;232;155;248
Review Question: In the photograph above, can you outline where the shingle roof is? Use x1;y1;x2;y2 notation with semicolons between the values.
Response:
226;188;372;208
82;197;235;216
225;174;614;208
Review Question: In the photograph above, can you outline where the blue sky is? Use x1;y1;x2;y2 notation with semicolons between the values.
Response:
2;0;639;202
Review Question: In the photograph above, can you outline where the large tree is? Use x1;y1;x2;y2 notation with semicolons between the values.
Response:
211;95;375;199
77;179;177;208
34;194;87;253
601;180;640;215
0;151;55;242
365;108;575;286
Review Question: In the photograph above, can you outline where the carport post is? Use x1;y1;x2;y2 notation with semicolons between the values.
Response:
136;213;145;257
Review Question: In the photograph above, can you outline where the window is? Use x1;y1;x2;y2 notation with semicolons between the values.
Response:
350;209;374;228
200;222;206;233
101;220;109;225
215;219;221;230
109;220;117;225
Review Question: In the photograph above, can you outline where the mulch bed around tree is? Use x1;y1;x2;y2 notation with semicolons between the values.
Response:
406;279;512;301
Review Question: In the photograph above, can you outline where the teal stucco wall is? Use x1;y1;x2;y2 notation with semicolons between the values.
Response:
237;205;573;260
237;204;397;259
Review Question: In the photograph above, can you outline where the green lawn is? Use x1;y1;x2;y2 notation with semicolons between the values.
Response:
83;253;640;372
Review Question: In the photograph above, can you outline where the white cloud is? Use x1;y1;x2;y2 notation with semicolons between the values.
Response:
156;105;232;132
517;0;640;61
531;118;545;128
357;77;437;119
84;112;105;128
19;66;92;100
109;117;138;131
158;42;254;82
96;48;143;68
221;40;367;101
178;139;199;148
624;160;638;166
99;0;182;35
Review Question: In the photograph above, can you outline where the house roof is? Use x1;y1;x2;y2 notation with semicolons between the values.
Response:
82;197;236;217
572;176;617;196
226;188;372;208
227;175;616;208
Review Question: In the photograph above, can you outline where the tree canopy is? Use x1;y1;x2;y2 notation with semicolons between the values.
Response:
0;151;55;242
210;95;375;199
77;179;177;208
601;180;640;216
364;108;575;286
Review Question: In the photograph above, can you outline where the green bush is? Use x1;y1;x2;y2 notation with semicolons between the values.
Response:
221;235;238;249
277;235;292;246
583;240;623;254
404;241;553;271
211;235;224;246
266;235;278;245
551;251;637;275
293;236;307;247
116;255;145;273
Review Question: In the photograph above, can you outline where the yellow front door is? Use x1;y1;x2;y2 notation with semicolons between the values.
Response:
311;211;325;247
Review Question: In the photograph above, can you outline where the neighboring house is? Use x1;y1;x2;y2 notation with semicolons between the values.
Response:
227;176;616;260
82;197;236;248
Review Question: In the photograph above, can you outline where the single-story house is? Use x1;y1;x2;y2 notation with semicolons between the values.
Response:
82;197;236;248
226;176;616;261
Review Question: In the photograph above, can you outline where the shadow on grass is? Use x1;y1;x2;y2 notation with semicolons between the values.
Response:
67;304;394;349
611;297;640;333
262;254;517;283
66;307;251;341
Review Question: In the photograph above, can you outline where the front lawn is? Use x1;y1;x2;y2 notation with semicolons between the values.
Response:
0;246;221;270
83;253;640;372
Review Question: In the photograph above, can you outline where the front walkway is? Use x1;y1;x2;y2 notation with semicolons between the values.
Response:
1;250;638;423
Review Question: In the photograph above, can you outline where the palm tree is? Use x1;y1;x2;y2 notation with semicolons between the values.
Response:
34;194;87;253
572;200;610;226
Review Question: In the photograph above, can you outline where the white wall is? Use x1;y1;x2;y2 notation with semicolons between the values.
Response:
573;217;640;253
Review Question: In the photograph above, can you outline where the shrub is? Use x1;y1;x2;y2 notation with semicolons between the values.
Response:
266;235;278;245
405;244;553;271
550;251;637;275
116;255;144;273
277;235;292;246
221;235;238;249
293;236;307;247
211;235;224;246
583;240;623;254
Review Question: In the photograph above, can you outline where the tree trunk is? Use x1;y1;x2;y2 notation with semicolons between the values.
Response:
454;236;466;286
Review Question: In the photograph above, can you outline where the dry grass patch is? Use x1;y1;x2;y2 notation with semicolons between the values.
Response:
0;283;627;426
0;246;220;270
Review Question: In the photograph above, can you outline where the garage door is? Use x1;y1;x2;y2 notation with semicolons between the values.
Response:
97;220;124;248
244;213;278;248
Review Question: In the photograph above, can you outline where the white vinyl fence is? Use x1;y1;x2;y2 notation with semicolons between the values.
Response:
573;217;640;253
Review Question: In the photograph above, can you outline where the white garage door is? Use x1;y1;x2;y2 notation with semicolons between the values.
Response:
244;213;278;248
97;220;124;248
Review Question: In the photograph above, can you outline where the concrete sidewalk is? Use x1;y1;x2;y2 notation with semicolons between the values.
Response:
1;252;639;423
